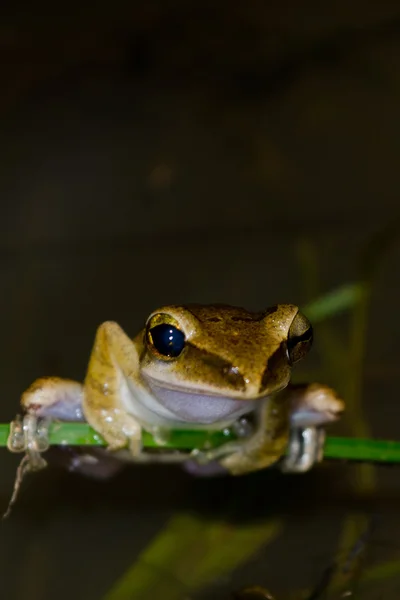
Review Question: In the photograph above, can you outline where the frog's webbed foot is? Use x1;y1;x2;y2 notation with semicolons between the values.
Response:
4;414;50;519
7;413;50;470
280;426;325;473
188;417;254;468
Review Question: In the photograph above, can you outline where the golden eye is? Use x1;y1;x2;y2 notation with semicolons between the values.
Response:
286;311;313;364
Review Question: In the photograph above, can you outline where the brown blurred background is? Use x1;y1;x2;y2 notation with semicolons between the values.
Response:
1;2;400;599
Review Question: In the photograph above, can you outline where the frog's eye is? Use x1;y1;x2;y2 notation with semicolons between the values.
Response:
286;311;313;364
147;323;186;358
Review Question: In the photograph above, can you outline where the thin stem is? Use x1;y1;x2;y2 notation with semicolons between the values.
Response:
3;422;400;463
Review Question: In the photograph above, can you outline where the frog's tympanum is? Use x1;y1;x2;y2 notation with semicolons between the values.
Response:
8;304;344;477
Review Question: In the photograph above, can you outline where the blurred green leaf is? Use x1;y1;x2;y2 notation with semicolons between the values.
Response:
103;514;283;600
303;282;363;323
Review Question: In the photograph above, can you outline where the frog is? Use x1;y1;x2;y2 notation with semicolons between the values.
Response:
7;303;344;478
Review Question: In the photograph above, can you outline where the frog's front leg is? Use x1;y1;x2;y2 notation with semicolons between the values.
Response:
82;321;144;455
192;383;344;477
193;395;291;476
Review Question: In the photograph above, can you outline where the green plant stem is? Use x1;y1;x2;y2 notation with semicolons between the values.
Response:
2;422;400;463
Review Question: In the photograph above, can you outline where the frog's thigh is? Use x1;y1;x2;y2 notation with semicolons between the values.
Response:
82;321;142;454
220;399;290;476
20;378;125;478
21;377;84;421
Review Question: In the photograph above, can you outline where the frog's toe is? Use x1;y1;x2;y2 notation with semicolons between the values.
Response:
88;411;143;456
7;413;50;471
102;425;143;457
127;434;142;456
280;426;325;473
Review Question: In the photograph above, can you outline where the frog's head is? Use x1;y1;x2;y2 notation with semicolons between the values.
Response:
137;304;313;424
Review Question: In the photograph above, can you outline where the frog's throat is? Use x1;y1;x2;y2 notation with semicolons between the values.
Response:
132;377;260;425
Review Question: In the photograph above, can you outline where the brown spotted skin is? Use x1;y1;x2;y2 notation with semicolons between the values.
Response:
139;303;301;399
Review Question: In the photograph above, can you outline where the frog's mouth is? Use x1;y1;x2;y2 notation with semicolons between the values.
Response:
141;377;258;425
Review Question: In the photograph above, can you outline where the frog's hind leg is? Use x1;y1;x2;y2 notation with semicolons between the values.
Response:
8;377;124;479
20;376;84;420
8;377;84;467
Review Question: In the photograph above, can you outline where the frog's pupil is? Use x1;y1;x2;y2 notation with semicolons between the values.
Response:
149;324;185;357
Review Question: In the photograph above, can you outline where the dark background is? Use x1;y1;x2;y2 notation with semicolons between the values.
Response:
1;2;400;599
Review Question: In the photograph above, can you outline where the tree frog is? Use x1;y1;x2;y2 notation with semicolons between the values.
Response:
8;304;344;477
